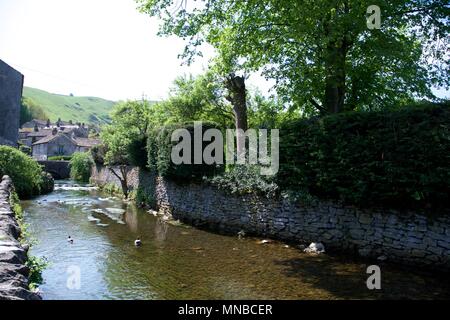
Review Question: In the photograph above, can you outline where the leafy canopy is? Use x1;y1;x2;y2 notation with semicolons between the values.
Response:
101;100;152;166
138;0;449;114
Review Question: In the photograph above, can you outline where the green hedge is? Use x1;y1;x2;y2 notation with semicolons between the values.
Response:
278;103;450;210
147;122;224;180
0;146;43;198
48;155;72;161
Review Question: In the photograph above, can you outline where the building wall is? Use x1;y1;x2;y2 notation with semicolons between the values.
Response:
46;135;77;157
91;165;450;272
0;60;23;147
32;143;48;160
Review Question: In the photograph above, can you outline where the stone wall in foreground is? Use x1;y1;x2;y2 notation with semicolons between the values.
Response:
92;166;450;272
0;176;41;300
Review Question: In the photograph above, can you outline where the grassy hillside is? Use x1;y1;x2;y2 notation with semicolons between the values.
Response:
22;87;116;125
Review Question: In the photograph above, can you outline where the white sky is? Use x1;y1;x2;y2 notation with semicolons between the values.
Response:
0;0;447;102
0;0;272;101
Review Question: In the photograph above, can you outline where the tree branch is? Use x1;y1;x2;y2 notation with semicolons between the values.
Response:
310;98;327;114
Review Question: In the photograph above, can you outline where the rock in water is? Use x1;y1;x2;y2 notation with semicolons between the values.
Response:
304;242;325;254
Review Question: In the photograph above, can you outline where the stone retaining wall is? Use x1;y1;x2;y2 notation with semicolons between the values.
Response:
0;176;41;300
92;166;450;272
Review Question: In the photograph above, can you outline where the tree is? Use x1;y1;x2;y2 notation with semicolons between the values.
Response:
20;97;48;126
138;0;449;115
155;72;234;128
69;152;94;182
100;100;152;198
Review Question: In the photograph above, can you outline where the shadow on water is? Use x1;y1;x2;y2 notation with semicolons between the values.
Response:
274;255;450;299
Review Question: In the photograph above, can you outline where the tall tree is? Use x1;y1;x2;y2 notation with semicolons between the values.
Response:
138;0;449;115
20;97;48;126
100;100;152;198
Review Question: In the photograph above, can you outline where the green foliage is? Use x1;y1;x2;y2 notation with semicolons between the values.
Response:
207;164;278;198
129;185;156;207
101;100;152;166
19;144;32;156
10;191;27;240
100;183;123;196
90;144;107;165
278;102;450;209
10;192;48;290
247;91;288;129
147;122;224;180
48;155;72;161
154;73;234;128
39;172;55;195
0;146;43;198
128;136;148;168
26;256;49;290
69;152;94;182
23;87;115;125
139;0;449;114
20;97;48;125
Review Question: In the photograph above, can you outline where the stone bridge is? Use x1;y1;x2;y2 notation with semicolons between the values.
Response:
38;160;70;179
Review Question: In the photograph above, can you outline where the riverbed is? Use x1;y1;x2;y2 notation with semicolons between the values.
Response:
21;180;450;300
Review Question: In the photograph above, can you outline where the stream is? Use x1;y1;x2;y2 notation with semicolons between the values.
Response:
21;180;450;300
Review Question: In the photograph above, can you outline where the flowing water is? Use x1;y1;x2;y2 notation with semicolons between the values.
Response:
22;180;450;300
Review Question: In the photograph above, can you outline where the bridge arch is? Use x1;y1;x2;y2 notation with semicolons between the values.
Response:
38;161;71;180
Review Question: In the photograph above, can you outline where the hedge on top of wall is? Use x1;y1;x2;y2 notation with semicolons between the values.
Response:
278;102;450;210
147;122;224;180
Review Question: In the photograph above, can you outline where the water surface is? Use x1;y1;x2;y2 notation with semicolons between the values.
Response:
22;180;450;300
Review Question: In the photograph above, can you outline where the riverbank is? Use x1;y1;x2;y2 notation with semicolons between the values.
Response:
91;165;450;272
0;175;41;300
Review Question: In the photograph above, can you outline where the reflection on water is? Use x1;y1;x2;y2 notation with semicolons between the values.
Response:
22;180;450;300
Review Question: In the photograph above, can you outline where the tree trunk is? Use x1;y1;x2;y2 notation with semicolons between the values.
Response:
323;42;347;114
109;165;129;199
225;74;248;157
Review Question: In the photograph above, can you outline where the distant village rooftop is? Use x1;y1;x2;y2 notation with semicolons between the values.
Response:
18;118;100;160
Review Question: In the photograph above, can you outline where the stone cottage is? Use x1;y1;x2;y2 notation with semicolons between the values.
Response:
20;120;89;147
0;59;23;147
32;129;100;160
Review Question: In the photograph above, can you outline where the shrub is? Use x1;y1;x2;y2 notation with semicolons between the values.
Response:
278;102;450;210
39;172;54;195
101;182;123;196
90;144;107;165
147;122;224;180
48;155;72;161
206;164;279;198
0;146;43;198
19;145;32;156
69;152;94;182
128;136;148;168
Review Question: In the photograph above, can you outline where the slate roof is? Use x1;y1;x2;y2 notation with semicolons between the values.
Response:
73;138;100;147
27;129;53;137
32;133;100;148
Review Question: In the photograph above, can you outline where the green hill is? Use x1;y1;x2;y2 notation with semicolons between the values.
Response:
22;87;116;125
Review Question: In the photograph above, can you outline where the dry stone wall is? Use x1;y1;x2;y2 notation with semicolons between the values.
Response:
91;166;450;271
0;176;41;300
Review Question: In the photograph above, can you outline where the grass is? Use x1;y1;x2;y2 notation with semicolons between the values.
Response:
23;87;116;125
